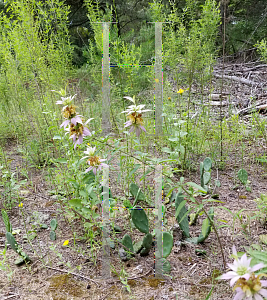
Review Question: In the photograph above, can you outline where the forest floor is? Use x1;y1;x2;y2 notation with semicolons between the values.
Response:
1;61;267;300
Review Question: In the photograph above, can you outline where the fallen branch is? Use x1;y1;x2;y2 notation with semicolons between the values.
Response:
213;73;259;87
45;265;100;287
241;64;267;72
2;295;20;300
236;103;267;115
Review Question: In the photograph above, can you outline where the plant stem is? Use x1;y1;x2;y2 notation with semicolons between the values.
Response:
182;187;226;269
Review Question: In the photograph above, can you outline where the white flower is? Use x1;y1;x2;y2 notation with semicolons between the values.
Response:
121;96;151;115
56;94;77;108
84;146;96;157
220;246;265;287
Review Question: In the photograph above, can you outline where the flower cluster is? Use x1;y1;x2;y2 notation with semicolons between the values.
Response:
82;146;108;175
121;96;151;137
219;245;267;300
55;93;93;149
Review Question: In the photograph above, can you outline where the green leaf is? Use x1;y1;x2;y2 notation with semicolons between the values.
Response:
50;219;58;231
248;250;267;267
48;126;57;131
82;172;95;184
175;193;190;238
168;137;179;142
50;231;56;241
238;169;248;185
175;200;186;220
68;199;82;208
131;206;149;234
203;172;211;185
1;209;11;233
259;235;267;244
187;182;207;193
162;232;173;258
203;157;212;171
204;286;214;300
215;180;221;187
15;257;26;265
201;218;209;237
179;131;188;137
70;180;79;189
185;237;199;244
130;183;145;201
122;234;134;253
155;258;171;274
142;233;153;250
6;232;18;252
55;158;67;163
79;189;88;199
28;233;37;241
129;164;141;178
162;147;172;153
200;162;204;176
217;206;234;216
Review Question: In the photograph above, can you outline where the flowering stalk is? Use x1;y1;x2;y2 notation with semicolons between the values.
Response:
81;146;108;175
121;96;151;138
54;91;93;149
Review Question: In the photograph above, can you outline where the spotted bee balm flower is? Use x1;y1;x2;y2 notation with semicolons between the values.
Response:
60;114;84;130
121;96;151;137
82;146;108;175
65;118;93;149
233;274;267;300
218;245;267;300
56;95;85;129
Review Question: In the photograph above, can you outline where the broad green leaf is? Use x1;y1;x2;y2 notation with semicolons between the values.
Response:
175;200;186;220
168;137;179;142
203;172;211;185
201;218;209;237
79;190;88;199
187;182;207;193
238;169;248;185
203;157;212;171
68;199;82;208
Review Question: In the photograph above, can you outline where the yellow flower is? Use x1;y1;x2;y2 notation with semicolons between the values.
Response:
155;78;159;83
18;203;23;208
177;88;184;94
168;97;171;100
63;240;69;246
